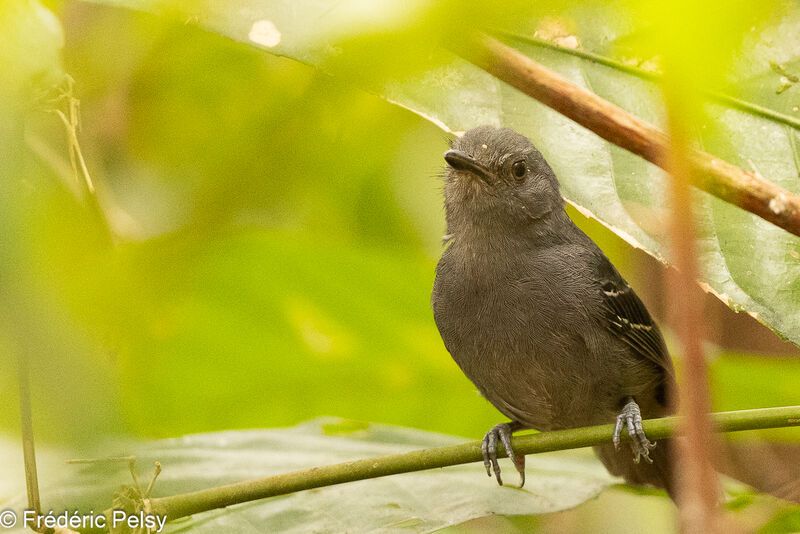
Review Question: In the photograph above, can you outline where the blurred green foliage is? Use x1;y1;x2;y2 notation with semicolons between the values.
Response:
0;0;797;447
1;1;800;532
1;1;504;444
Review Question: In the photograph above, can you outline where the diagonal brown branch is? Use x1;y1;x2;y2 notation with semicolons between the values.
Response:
448;32;800;238
491;30;800;131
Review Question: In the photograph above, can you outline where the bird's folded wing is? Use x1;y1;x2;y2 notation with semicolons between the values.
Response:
593;254;675;377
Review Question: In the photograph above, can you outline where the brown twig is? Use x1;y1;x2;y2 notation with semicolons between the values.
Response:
40;75;113;247
491;30;800;131
449;32;800;238
17;352;48;534
661;69;721;531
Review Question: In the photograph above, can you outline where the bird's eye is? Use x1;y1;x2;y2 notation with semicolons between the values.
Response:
512;161;527;179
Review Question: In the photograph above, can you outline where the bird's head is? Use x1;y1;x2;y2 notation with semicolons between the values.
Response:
442;126;563;234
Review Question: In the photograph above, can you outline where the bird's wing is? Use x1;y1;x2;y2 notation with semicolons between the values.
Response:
591;253;675;378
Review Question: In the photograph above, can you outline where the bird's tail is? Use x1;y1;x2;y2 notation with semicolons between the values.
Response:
595;439;800;505
594;438;676;500
718;441;800;504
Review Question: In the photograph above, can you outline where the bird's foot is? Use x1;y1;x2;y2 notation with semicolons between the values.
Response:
481;422;526;487
613;397;656;464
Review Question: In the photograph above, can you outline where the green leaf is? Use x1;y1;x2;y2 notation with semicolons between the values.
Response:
0;419;614;533
759;508;800;534
84;0;800;345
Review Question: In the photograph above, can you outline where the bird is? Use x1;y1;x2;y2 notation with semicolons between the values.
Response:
431;125;676;497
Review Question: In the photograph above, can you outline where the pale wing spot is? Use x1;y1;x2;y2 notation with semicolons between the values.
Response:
249;20;281;48
615;315;652;331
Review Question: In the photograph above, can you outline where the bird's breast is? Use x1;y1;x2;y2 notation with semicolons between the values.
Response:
432;247;606;429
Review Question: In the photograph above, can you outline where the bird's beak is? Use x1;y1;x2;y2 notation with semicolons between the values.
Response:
444;149;493;183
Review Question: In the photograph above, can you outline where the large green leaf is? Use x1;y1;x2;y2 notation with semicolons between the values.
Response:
0;419;614;533
85;0;800;345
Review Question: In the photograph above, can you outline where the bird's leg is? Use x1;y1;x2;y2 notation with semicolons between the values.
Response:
481;421;526;487
612;397;656;464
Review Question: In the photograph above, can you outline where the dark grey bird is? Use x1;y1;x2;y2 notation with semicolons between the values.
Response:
431;125;676;496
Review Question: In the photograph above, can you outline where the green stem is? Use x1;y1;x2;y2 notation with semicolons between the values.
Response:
492;30;800;131
147;406;800;522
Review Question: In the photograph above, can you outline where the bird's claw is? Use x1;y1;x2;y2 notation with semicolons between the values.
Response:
613;398;656;464
481;422;525;487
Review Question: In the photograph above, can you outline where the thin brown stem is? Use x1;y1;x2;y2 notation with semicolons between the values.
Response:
661;71;721;532
17;353;46;533
449;32;800;238
43;76;113;247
